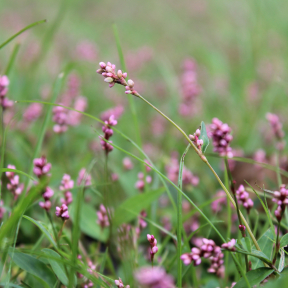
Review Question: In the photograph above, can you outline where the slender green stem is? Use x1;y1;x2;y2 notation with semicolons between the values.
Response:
0;107;5;203
177;144;190;288
57;220;66;241
0;19;46;49
135;92;261;251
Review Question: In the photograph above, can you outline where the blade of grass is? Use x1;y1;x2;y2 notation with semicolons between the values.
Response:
4;43;21;76
177;144;190;288
0;20;46;49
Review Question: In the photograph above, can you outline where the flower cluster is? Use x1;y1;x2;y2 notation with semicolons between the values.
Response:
272;184;288;221
33;156;52;178
135;172;152;192
236;185;254;214
210;118;233;158
5;165;24;199
100;105;124;122
134;266;175;288
221;239;236;251
97;62;138;95
123;157;133;170
60;174;74;205
266;113;286;150
39;187;54;211
181;238;224;277
97;204;110;228
55;204;70;220
178;58;201;117
147;234;158;262
23;103;43;122
52;105;69;133
0;75;13;109
136;210;147;237
99;114;117;154
189;128;203;150
115;278;130;288
165;153;199;186
77;168;92;186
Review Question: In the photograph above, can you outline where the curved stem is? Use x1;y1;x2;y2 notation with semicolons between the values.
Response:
135;92;261;251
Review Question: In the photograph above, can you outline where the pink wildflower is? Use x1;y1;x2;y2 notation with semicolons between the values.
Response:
135;172;152;192
33;156;51;178
55;204;70;219
134;266;175;288
272;184;288;221
181;238;224;277
236;185;254;214
100;105;124;122
211;190;227;212
266;113;286;150
60;174;74;205
52;105;68;133
77;168;92;186
97;204;110;228
99;114;117;154
0;75;13;109
115;278;130;288
66;96;87;126
210;118;233;158
23;103;43;122
123;157;133;170
0;200;6;220
6;165;24;199
189;128;203;150
147;234;158;262
221;239;236;251
39;187;54;211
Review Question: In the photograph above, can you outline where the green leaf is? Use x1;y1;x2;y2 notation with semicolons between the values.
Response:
9;250;56;288
23;216;57;248
70;202;109;242
200;121;209;153
280;233;288;248
234;267;274;288
42;248;76;286
113;187;165;227
252;228;275;269
279;249;285;272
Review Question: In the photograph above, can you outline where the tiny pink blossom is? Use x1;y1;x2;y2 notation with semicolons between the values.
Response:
77;168;91;186
55;204;70;219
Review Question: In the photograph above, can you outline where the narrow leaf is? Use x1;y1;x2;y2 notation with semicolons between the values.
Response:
278;249;285;272
280;233;288;248
234;267;274;288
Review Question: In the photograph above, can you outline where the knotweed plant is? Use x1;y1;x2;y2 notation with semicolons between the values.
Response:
1;18;288;288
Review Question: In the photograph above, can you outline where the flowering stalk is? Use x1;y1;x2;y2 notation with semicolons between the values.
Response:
96;62;261;252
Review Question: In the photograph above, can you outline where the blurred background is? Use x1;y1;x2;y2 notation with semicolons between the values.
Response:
1;0;288;284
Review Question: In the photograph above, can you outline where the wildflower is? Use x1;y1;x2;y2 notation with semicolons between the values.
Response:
39;187;54;211
266;113;285;150
60;174;74;205
55;204;70;219
189;128;203;150
134;266;175;288
273;185;288;221
144;159;152;172
33;156;52;178
52;105;68;133
147;234;158;262
97;204;110;228
0;75;13;109
239;225;246;232
181;238;224;277
236;185;254;214
178;58;201;117
135;172;152;192
6;165;24;199
99;114;117;154
77;168;92;186
115;278;130;288
97;62;138;96
100;105;124;122
23;103;43;122
210;118;233;158
165;153;199;186
221;239;236;251
66;96;87;126
136;210;147;237
123;157;133;170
